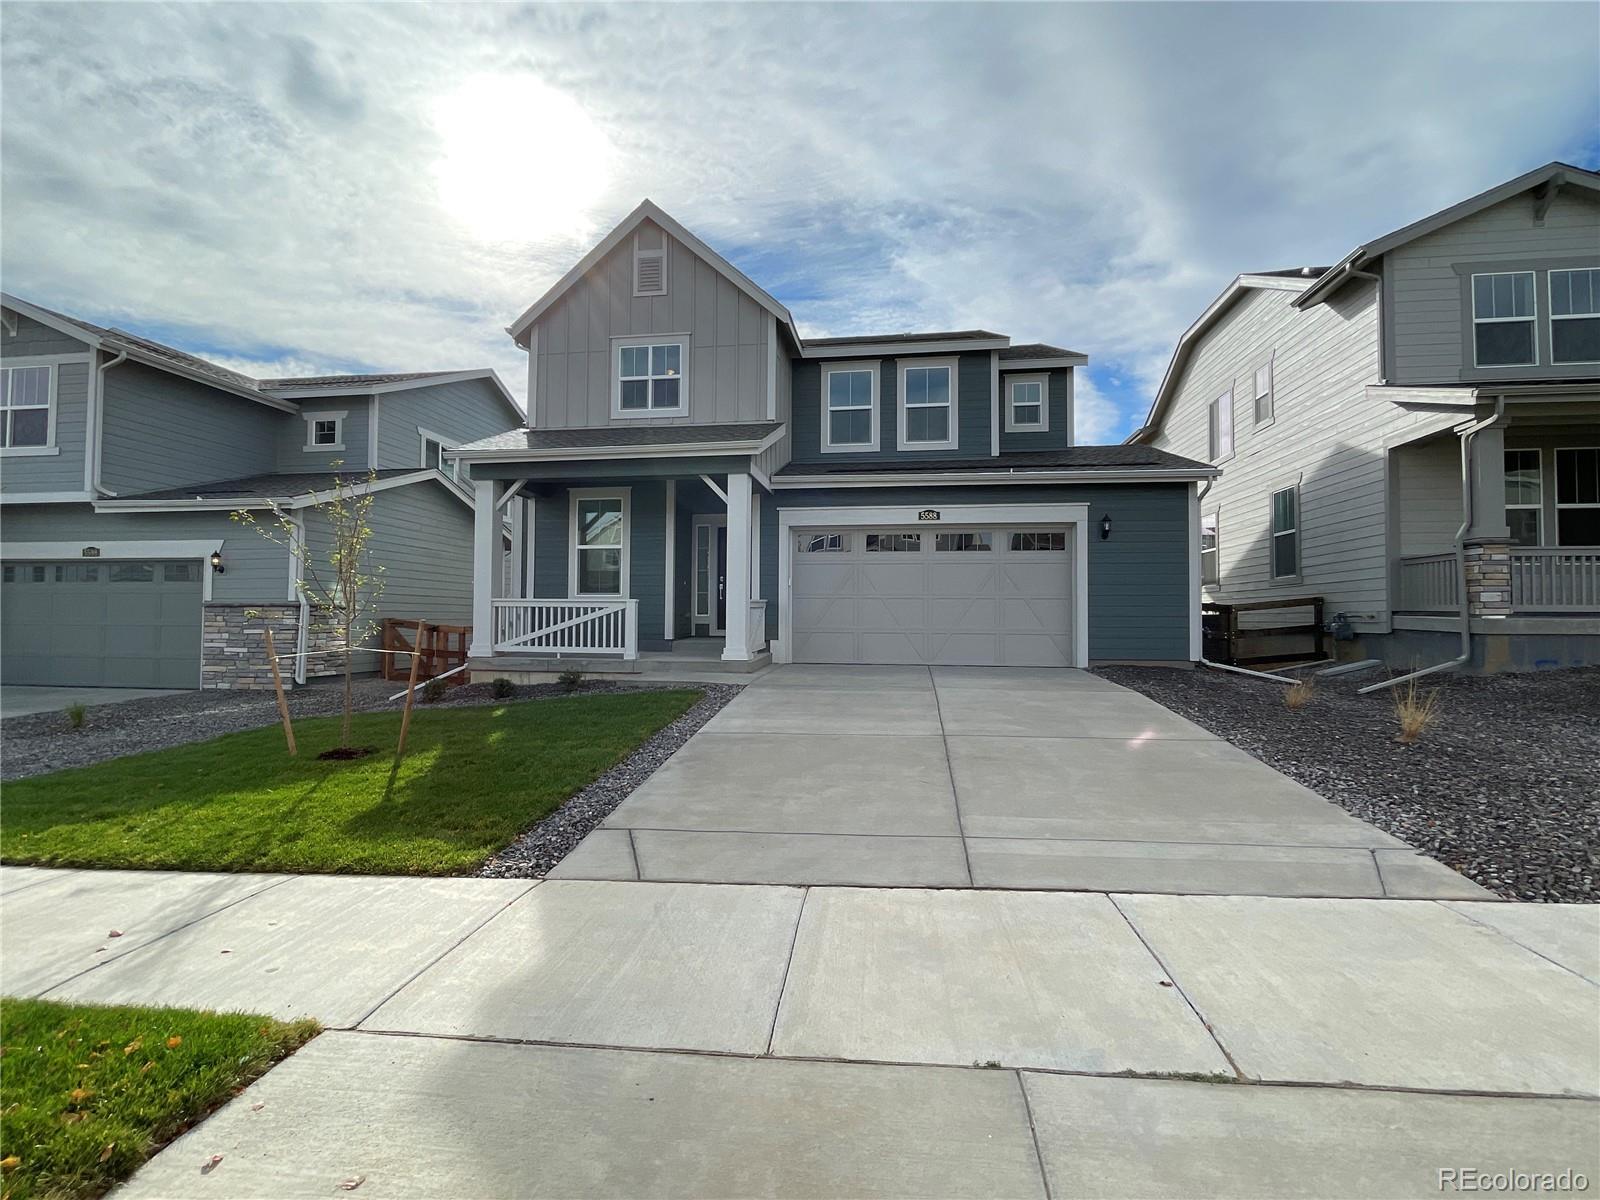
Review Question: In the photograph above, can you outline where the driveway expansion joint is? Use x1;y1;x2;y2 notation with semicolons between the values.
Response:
765;886;810;1055
1015;1071;1056;1200
928;667;976;886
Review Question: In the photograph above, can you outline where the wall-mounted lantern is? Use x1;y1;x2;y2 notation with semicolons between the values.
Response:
1100;515;1113;541
210;550;226;575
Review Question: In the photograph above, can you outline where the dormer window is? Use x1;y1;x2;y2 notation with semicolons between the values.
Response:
633;229;667;297
897;358;957;450
1005;374;1048;432
614;340;685;416
304;410;346;451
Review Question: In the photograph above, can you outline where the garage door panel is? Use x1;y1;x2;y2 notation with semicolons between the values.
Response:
793;594;857;629
928;596;999;630
858;563;926;595
797;563;859;595
857;631;926;663
928;633;1003;665
792;631;859;663
926;562;997;592
1001;634;1072;668
1002;596;1071;632
1000;561;1070;596
54;592;110;623
857;597;926;632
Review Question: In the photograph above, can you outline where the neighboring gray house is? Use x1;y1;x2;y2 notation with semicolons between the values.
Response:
0;294;523;689
455;201;1215;674
1130;162;1600;672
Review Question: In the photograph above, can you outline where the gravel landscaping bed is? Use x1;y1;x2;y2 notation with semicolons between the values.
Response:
476;684;740;878
0;676;731;782
1099;664;1600;903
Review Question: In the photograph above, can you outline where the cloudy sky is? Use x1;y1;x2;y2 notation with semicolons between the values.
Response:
3;2;1596;441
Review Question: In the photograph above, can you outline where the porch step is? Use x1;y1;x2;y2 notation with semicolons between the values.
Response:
636;650;772;675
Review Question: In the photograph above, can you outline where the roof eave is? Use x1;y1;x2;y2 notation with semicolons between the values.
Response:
772;466;1218;488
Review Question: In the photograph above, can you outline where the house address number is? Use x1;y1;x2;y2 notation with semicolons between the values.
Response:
917;509;941;521
81;547;102;558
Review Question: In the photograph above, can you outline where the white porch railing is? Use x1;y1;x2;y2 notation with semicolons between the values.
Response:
1397;553;1459;613
1510;548;1600;612
492;599;639;659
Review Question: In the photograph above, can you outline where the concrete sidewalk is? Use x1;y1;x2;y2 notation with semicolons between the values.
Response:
556;665;1492;899
4;867;1596;1196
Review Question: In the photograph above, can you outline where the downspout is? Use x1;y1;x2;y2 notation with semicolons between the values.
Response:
1359;395;1504;694
91;348;129;494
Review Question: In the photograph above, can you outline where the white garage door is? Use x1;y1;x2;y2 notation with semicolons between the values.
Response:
790;526;1075;666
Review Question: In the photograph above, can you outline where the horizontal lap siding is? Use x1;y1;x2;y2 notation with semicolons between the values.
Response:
0;503;286;603
0;361;89;493
789;351;994;465
276;402;370;473
375;380;519;471
4;312;91;358
101;363;278;493
764;484;1191;662
999;368;1073;452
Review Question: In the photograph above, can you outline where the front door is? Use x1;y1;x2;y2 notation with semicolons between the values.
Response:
692;516;729;635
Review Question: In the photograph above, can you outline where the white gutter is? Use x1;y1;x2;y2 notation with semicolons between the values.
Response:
1358;396;1505;695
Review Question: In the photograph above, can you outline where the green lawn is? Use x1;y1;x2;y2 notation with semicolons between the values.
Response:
0;998;317;1200
0;692;699;875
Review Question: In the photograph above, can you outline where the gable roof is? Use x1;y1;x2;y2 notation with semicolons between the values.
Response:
1127;273;1315;444
506;200;800;348
1295;161;1600;309
1;292;521;421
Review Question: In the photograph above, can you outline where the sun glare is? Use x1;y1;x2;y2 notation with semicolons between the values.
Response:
432;75;614;243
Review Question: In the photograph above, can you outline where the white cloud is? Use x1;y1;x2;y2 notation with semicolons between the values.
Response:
2;2;1594;440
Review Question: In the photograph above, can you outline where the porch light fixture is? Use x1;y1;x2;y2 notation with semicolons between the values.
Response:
209;550;225;575
1100;515;1112;541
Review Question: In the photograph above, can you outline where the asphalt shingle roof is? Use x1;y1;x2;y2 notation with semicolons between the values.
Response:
775;444;1212;476
115;470;425;502
999;342;1085;360
456;423;782;454
260;372;461;390
804;329;1005;347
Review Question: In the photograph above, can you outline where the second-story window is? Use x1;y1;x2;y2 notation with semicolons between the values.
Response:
304;411;345;451
822;364;877;451
617;343;683;415
899;360;956;449
0;364;52;449
1006;375;1047;432
1472;272;1537;367
1549;268;1600;365
1252;360;1274;425
1208;391;1233;462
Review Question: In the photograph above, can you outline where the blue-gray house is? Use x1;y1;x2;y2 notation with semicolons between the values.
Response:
0;294;522;689
457;202;1215;672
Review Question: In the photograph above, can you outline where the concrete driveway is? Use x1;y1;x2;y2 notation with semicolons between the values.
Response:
0;684;185;718
557;665;1488;899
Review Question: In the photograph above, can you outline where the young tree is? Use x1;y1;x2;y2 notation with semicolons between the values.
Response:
233;466;386;750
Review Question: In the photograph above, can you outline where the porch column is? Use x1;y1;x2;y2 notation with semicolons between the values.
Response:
470;478;498;659
722;471;753;661
1466;423;1509;541
510;496;527;600
664;479;676;642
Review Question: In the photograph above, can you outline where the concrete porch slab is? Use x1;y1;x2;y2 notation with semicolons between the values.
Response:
747;664;935;690
604;732;960;835
1373;849;1497;899
947;735;1406;847
931;666;1122;691
701;685;943;735
50;875;533;1028
1;868;286;996
1117;894;1600;1095
362;880;803;1055
934;685;1216;738
1441;902;1600;985
632;829;972;887
1023;1072;1600;1200
119;1032;1048;1200
966;839;1386;897
545;828;639;879
771;888;1229;1074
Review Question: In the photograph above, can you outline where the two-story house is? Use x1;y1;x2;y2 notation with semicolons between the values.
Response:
1129;161;1600;673
454;201;1215;673
0;294;522;689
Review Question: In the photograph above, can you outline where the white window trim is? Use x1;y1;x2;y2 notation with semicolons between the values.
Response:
417;425;461;481
1548;267;1600;366
1270;483;1300;582
1252;357;1274;427
1504;447;1543;545
1004;373;1048;433
1200;510;1220;588
633;233;667;298
1208;390;1234;463
1554;446;1600;546
775;503;1089;667
0;360;59;456
303;410;347;452
611;335;689;419
1471;271;1539;368
896;356;958;451
820;360;880;453
568;487;631;599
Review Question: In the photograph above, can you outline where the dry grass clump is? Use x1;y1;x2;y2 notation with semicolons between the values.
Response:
1283;678;1315;710
1393;674;1442;744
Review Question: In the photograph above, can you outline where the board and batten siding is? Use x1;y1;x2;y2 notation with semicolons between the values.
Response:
762;484;1192;662
374;378;521;470
100;362;279;494
789;351;994;465
276;400;371;473
1148;279;1461;631
1386;188;1600;386
0;503;288;603
531;219;770;429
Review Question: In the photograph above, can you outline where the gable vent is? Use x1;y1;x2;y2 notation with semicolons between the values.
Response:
634;249;666;297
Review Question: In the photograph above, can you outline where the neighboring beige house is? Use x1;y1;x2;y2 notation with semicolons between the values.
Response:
1130;162;1600;672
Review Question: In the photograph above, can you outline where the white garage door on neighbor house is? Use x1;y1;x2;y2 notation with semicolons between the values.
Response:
0;559;204;688
789;526;1075;666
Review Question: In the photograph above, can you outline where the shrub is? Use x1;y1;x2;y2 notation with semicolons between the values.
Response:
1284;678;1314;710
64;702;87;730
1393;674;1441;744
558;667;584;692
491;677;516;699
421;677;448;704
